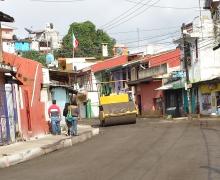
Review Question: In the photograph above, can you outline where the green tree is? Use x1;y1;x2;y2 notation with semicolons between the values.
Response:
21;51;46;66
57;21;115;59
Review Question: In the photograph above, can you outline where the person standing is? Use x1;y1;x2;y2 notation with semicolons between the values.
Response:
68;100;79;136
63;102;71;135
48;100;61;135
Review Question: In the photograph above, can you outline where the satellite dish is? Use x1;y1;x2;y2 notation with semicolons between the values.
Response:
46;53;55;65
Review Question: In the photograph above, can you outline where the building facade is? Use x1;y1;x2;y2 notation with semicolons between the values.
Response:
173;15;220;116
2;24;15;54
127;49;181;116
3;52;49;140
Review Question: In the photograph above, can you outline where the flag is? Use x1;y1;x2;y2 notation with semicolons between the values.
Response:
72;33;79;49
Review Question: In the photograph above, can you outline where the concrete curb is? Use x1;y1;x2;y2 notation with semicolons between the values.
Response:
0;127;99;168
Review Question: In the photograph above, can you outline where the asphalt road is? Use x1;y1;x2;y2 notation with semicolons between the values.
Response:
1;119;220;180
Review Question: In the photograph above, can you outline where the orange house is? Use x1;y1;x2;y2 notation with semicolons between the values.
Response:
3;52;49;139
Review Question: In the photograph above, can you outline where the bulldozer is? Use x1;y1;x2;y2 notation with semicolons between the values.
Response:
98;80;138;126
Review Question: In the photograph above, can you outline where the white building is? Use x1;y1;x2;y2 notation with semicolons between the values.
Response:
176;15;220;115
1;24;15;53
63;57;100;118
26;23;61;52
128;44;171;56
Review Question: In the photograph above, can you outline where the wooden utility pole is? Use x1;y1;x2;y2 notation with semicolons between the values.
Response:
181;23;192;120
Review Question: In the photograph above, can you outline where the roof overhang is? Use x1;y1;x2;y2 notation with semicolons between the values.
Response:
0;11;14;22
155;79;185;90
49;84;78;94
155;84;173;90
123;58;145;67
49;69;77;82
128;77;153;85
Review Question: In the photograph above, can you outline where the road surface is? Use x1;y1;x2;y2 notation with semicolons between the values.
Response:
1;119;220;180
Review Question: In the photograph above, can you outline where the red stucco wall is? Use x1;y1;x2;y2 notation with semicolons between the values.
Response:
136;81;163;114
3;52;49;139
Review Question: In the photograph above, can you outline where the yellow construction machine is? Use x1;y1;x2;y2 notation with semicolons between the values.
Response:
98;80;138;126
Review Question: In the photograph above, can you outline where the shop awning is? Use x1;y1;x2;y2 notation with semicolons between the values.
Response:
155;84;173;90
155;80;185;90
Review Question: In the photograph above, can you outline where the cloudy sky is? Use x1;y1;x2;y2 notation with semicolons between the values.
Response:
1;0;208;50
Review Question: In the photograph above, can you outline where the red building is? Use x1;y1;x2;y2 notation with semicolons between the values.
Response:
3;52;49;139
128;49;181;116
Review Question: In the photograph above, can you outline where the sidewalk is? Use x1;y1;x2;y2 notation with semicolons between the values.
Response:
0;124;99;168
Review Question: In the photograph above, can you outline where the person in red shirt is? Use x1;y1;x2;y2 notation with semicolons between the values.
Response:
48;100;61;135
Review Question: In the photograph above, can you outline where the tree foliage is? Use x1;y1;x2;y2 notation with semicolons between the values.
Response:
21;51;46;66
56;21;116;59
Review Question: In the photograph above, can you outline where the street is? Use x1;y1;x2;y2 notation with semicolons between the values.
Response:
1;119;220;180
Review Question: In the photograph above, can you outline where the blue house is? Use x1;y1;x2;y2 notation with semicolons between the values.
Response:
15;41;30;52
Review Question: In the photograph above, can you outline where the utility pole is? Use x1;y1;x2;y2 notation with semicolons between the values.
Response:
181;23;192;120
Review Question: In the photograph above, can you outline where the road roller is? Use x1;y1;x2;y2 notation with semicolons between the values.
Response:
98;81;138;126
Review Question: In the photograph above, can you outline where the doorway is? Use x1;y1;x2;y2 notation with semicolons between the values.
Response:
137;94;142;115
24;90;31;131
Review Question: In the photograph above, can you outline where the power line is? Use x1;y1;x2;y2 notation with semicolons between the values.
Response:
124;0;200;10
100;0;154;29
104;0;161;31
30;0;84;2
116;30;177;43
104;0;159;30
127;41;175;49
109;26;179;35
121;30;179;44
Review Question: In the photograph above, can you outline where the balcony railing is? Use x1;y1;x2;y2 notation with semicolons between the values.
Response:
138;63;167;80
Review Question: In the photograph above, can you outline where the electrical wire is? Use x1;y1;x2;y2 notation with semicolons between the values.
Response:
116;30;179;43
30;0;84;2
101;0;154;29
124;0;201;10
109;26;179;35
121;30;179;44
104;0;161;31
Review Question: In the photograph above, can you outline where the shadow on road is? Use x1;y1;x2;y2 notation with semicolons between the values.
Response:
200;166;220;174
